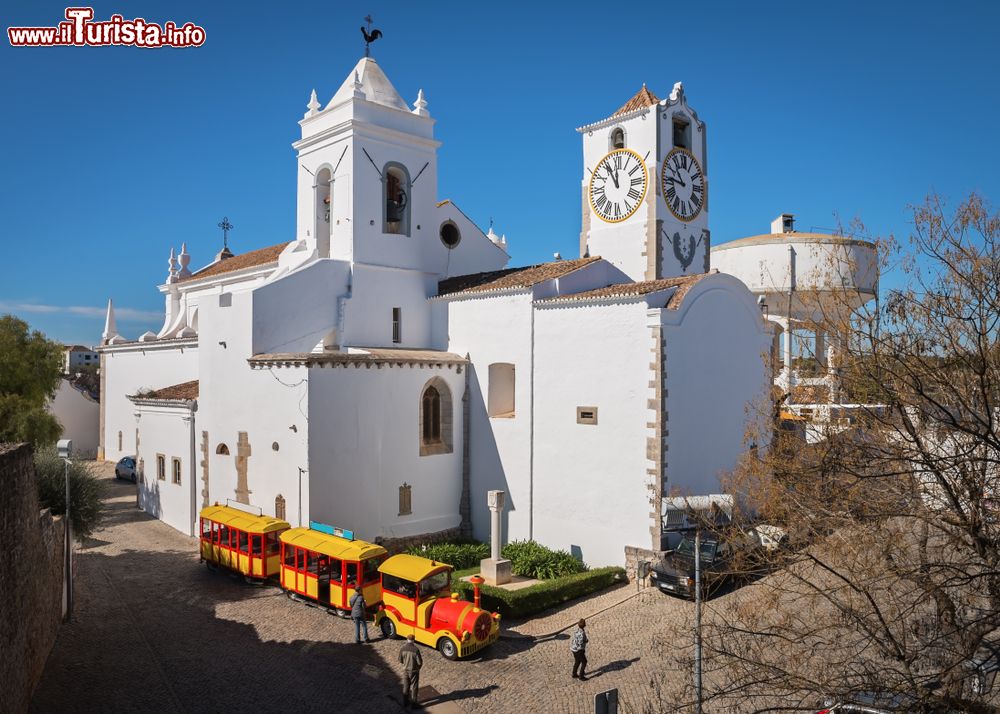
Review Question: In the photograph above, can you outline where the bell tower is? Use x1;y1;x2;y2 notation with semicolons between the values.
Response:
292;54;439;271
577;82;709;282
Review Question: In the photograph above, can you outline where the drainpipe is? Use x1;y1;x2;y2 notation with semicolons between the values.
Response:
186;403;198;537
528;299;536;540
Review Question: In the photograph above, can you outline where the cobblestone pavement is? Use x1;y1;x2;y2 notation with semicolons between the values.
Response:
32;466;701;713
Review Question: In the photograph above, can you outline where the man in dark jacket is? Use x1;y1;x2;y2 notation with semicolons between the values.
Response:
349;586;371;643
399;634;423;709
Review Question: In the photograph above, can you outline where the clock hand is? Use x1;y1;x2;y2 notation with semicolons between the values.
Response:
607;164;619;188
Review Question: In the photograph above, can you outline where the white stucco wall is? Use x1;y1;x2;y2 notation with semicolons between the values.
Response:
198;288;310;524
660;275;772;497
101;342;198;462
532;300;653;567
49;378;99;458
307;364;465;543
443;292;534;544
136;403;197;536
344;264;433;349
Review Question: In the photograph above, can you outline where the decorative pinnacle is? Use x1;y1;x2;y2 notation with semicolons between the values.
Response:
306;88;320;117
167;246;179;283
670;81;685;101
413;88;429;117
178;242;192;278
352;70;365;99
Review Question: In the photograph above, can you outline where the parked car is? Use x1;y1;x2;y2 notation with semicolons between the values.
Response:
816;691;921;713
115;456;137;482
649;524;787;599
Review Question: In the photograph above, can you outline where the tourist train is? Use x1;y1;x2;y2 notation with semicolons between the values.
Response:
198;503;501;659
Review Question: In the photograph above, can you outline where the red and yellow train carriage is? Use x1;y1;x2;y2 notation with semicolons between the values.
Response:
279;522;388;615
375;554;500;660
197;505;500;659
199;504;288;580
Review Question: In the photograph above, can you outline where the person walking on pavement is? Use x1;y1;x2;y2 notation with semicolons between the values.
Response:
400;634;423;709
350;586;371;643
570;618;589;680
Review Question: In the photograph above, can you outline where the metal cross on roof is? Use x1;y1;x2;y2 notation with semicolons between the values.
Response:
218;216;234;249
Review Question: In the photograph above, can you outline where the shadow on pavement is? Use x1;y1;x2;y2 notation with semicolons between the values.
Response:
587;656;641;679
31;478;405;713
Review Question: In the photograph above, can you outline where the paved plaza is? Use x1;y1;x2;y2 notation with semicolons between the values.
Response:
31;466;701;713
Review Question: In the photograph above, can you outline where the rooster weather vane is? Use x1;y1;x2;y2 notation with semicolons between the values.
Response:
361;15;382;57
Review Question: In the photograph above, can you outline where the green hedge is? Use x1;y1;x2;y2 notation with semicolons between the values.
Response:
453;566;626;619
501;539;588;579
404;540;489;570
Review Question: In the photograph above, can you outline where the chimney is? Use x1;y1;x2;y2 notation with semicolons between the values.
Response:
771;213;795;234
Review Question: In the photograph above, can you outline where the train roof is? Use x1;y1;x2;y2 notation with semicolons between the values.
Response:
379;553;453;582
279;527;387;561
199;504;289;533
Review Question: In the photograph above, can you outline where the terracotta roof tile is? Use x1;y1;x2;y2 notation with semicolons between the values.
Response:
248;348;466;367
181;243;290;282
614;85;660;117
136;380;199;401
437;257;601;296
542;273;709;308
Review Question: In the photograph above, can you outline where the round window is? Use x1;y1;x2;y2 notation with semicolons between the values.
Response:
439;221;461;249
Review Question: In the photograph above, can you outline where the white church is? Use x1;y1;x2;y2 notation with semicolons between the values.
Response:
96;53;781;569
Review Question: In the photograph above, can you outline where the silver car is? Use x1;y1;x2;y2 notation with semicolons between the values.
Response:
115;456;137;482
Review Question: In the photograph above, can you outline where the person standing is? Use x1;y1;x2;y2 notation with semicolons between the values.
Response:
399;634;423;709
350;586;371;643
570;618;589;680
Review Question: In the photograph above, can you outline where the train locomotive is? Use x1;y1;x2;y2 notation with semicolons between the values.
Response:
198;504;501;659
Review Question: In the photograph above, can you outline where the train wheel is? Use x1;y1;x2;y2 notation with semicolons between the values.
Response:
437;637;458;661
380;617;398;639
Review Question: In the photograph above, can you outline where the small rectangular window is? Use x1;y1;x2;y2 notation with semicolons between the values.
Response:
392;307;402;344
330;558;343;584
577;406;599;425
156;454;166;480
172;457;182;484
266;532;280;556
488;363;516;418
219;293;232;308
238;530;248;554
283;543;296;567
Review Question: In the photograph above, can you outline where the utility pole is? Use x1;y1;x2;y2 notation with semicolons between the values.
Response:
695;527;703;713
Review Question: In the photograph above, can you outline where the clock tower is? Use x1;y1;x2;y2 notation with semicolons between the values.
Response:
577;82;710;282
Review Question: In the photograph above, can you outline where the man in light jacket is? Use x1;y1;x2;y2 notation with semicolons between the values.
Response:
570;618;589;680
399;634;423;709
350;586;371;643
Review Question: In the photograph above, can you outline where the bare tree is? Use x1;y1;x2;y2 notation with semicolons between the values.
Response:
674;195;1000;713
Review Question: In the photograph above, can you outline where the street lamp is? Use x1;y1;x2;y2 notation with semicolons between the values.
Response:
56;438;73;622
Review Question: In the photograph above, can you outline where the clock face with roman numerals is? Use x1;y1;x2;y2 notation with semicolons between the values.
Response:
661;148;705;222
589;148;648;223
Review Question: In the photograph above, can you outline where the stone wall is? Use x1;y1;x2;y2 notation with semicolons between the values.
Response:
0;443;66;712
376;526;462;555
624;544;668;582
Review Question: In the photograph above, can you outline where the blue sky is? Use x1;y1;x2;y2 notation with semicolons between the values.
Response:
2;0;998;345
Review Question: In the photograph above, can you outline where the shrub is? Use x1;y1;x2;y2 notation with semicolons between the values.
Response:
34;448;106;540
501;539;587;579
453;566;626;619
405;540;489;570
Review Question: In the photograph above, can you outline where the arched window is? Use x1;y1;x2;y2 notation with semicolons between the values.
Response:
275;494;286;520
383;163;410;236
419;377;453;456
314;167;332;255
610;127;625;150
216;443;230;455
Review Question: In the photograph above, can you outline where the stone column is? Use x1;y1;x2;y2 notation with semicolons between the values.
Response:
480;490;512;586
234;432;251;505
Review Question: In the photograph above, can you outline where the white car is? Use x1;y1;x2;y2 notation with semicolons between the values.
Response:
115;456;137;482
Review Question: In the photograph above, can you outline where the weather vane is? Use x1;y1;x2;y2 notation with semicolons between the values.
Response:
361;14;382;57
218;216;234;250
